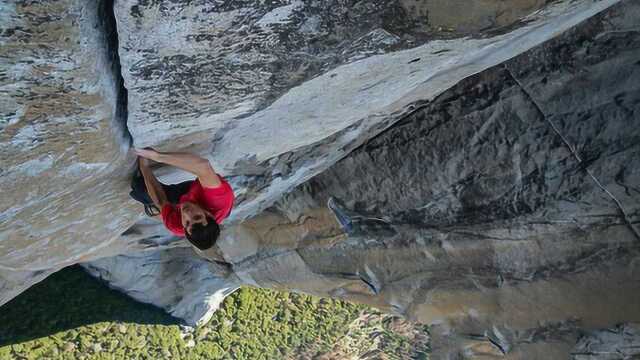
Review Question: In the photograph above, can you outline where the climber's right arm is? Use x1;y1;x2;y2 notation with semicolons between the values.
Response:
139;158;169;209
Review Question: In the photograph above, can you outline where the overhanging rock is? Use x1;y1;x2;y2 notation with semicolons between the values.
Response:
116;0;622;221
102;0;640;356
2;0;639;358
82;0;631;330
229;2;640;357
0;0;136;305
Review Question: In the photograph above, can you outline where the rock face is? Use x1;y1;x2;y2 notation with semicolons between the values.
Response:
572;323;640;360
114;0;548;150
213;3;640;356
2;0;639;358
0;0;134;303
116;0;620;222
82;247;238;325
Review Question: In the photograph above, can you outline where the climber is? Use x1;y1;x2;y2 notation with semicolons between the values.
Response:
129;148;234;251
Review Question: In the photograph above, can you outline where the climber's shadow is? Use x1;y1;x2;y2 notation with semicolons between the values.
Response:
0;265;182;346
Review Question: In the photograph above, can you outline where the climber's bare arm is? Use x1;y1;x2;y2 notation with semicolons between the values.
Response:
138;157;169;209
134;148;221;188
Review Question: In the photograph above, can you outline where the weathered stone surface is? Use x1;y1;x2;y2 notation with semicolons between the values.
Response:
572;323;640;360
77;0;625;327
400;0;547;34
115;0;550;150
82;247;239;325
229;2;640;357
87;1;639;355
2;0;639;358
0;0;137;304
116;0;620;222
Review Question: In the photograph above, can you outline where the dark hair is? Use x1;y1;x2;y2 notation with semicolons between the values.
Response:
185;217;220;250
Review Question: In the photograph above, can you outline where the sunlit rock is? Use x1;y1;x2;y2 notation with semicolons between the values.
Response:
2;0;639;358
0;0;135;304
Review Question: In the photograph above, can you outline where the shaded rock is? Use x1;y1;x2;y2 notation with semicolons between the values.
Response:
572;323;640;360
91;2;640;357
72;0;621;329
81;247;239;326
221;1;640;357
63;342;76;352
2;0;639;359
115;0;618;222
400;0;547;34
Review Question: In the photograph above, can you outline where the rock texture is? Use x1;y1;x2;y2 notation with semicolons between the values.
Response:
2;0;640;358
0;0;135;303
116;0;619;222
572;323;640;360
82;246;238;325
248;4;640;356
114;0;548;150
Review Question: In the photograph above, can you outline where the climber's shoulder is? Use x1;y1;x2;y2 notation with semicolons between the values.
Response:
196;161;222;188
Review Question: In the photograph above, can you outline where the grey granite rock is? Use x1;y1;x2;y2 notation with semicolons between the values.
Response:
82;247;239;326
115;0;551;150
0;0;137;304
88;1;640;354
115;0;620;222
572;323;640;360
2;0;639;358
243;2;640;357
81;0;624;328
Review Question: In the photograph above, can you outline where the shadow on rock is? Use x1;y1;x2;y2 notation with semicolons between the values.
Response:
0;265;182;347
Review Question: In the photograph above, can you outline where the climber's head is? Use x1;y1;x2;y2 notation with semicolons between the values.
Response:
181;201;219;249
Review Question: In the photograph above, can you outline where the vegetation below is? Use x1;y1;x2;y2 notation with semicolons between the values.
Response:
0;265;428;359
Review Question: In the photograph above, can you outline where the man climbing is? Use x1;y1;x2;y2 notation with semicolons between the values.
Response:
130;148;234;251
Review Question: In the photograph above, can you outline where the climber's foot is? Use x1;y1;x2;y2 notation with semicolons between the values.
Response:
327;197;353;233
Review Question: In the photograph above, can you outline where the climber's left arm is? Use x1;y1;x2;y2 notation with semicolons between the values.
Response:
134;148;221;188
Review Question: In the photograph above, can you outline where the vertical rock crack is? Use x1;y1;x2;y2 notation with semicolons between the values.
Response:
504;66;640;241
98;0;132;147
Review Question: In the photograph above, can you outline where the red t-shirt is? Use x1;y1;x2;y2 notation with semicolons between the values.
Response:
161;177;234;236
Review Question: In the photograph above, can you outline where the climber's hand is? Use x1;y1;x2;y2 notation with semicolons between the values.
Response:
135;148;160;162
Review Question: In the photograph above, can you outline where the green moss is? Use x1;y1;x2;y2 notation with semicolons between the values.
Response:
0;265;428;359
0;266;354;359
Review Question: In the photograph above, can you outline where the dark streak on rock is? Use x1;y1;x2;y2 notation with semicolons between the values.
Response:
99;0;132;146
